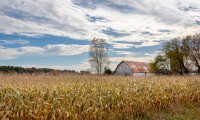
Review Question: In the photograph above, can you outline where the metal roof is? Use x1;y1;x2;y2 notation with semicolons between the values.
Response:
124;61;150;73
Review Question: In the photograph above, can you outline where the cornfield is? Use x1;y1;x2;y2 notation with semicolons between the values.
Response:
0;73;199;119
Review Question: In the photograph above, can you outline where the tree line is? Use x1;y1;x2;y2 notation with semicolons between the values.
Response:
0;66;79;74
0;66;25;73
0;65;112;75
150;33;200;75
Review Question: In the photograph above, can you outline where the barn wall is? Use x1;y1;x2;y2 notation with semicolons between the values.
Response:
133;73;145;76
133;73;154;77
115;62;132;76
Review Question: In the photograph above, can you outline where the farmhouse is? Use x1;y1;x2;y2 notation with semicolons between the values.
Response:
114;61;151;76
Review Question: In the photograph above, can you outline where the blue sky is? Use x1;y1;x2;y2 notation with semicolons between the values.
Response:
0;0;200;71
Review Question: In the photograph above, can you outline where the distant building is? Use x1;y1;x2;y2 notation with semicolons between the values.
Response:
114;61;151;76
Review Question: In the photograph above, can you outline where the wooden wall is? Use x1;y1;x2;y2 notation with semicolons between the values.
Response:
115;62;132;76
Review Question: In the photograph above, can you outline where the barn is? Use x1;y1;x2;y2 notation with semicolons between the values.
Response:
114;61;151;76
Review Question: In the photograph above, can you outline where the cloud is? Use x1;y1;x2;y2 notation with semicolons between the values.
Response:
112;43;134;49
109;50;160;67
112;51;135;55
110;56;154;63
0;44;89;60
133;41;161;48
0;46;25;60
112;40;161;49
0;0;200;48
21;44;89;57
0;40;30;45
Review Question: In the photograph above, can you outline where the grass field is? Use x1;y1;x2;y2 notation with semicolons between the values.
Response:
0;73;199;119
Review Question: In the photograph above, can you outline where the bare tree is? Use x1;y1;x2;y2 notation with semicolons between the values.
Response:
89;38;110;74
182;33;200;74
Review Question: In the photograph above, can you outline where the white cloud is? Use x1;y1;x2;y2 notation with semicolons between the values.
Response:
0;44;89;60
0;0;200;48
110;50;160;68
0;46;25;60
133;41;161;48
21;44;89;57
110;56;154;63
112;51;135;55
112;43;134;49
0;40;30;45
111;40;161;49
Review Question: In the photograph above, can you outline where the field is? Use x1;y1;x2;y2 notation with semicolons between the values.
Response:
0;73;200;119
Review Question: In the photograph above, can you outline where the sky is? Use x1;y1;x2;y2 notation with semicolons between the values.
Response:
0;0;200;72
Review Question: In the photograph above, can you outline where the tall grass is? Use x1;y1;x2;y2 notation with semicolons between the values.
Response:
0;73;199;119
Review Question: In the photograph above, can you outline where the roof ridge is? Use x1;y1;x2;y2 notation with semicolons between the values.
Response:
124;61;149;63
114;61;150;73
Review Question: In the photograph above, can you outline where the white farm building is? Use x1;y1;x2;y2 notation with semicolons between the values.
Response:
114;61;151;76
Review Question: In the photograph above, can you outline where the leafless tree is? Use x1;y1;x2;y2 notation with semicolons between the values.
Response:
89;38;110;74
182;33;200;74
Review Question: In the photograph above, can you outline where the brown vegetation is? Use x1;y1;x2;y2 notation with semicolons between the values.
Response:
0;73;199;119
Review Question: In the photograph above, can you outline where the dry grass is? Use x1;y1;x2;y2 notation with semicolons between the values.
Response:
0;73;199;119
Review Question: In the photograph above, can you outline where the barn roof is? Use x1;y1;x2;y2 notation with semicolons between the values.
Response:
124;61;150;73
114;61;150;73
